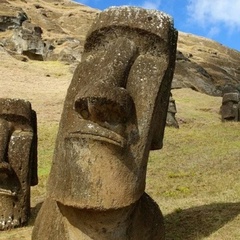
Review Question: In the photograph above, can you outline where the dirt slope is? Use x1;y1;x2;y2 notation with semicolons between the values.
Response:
0;0;240;95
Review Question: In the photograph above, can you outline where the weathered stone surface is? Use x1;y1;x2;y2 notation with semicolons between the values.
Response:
0;98;38;230
166;93;179;128
0;6;27;31
11;20;51;60
0;0;98;62
32;6;177;240
0;4;53;61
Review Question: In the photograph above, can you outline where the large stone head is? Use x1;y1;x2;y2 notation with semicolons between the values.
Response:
48;7;178;209
0;98;38;230
221;85;240;121
221;92;240;121
166;92;179;128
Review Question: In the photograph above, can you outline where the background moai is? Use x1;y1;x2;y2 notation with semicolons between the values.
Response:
33;7;177;240
166;92;179;128
221;85;240;121
0;98;38;230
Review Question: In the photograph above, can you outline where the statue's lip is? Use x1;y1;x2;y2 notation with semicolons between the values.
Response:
67;123;127;147
0;188;16;197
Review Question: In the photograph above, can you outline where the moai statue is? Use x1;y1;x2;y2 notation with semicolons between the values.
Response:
166;92;179;128
221;93;240;121
33;6;177;240
0;98;38;230
221;85;240;121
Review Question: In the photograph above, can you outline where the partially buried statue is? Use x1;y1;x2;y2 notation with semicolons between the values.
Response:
166;92;179;128
33;7;177;240
0;98;38;230
221;85;240;121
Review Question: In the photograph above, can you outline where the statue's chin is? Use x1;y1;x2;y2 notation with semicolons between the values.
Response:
58;137;145;209
0;195;21;230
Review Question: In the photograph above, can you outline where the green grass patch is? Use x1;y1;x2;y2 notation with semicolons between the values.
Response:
3;88;237;240
38;122;58;177
145;89;240;239
31;123;58;199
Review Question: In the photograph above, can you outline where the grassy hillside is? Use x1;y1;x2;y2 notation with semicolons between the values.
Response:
1;1;239;238
0;79;239;239
148;89;240;240
1;0;240;94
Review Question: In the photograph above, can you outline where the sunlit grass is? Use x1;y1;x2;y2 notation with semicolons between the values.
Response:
1;88;240;239
37;123;58;176
146;89;240;239
31;123;58;200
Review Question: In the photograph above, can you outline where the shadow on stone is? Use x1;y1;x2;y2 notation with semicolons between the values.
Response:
165;202;240;240
29;202;43;226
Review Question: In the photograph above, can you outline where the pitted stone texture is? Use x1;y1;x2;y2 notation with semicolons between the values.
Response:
33;6;177;240
0;98;38;230
86;6;173;45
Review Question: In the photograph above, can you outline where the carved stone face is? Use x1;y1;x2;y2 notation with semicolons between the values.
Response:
0;98;37;230
221;92;240;121
166;93;179;128
47;7;177;209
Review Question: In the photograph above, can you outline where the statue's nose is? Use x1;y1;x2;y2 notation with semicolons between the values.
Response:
74;86;135;126
75;98;124;124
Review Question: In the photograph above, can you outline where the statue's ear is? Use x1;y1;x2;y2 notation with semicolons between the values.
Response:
150;129;163;150
150;100;169;150
30;110;38;186
150;75;172;151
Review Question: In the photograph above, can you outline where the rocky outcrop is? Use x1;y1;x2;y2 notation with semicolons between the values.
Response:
0;2;50;61
0;12;27;31
0;0;98;62
11;20;46;60
0;0;239;96
0;3;27;31
174;32;240;96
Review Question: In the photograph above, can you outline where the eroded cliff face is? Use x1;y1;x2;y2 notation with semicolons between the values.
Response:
0;0;239;96
174;32;240;95
0;0;99;62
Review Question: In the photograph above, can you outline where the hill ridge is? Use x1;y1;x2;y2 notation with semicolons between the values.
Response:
0;0;239;96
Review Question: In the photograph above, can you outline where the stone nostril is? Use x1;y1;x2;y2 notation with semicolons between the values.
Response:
74;98;91;120
74;87;135;124
75;97;128;124
80;109;90;119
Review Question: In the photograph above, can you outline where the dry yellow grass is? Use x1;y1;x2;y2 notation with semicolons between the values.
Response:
0;52;239;239
1;1;239;239
147;89;240;239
